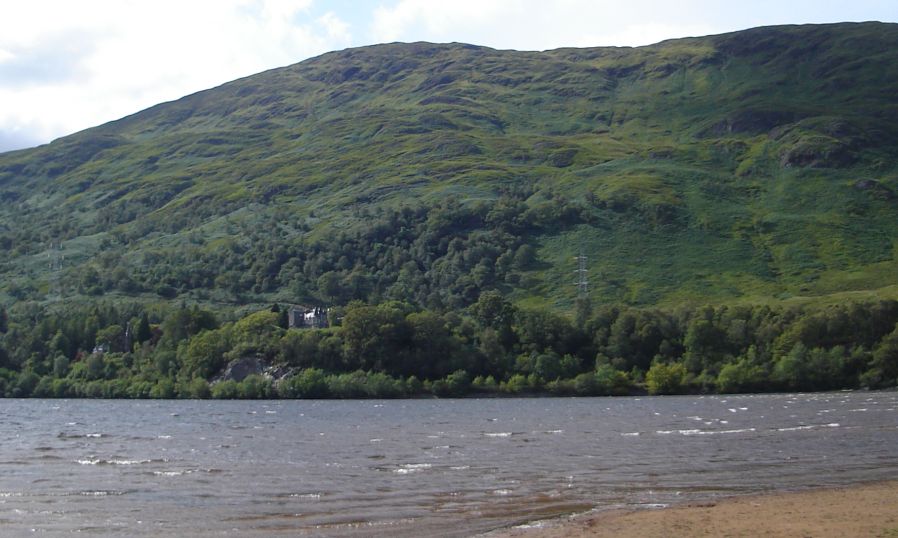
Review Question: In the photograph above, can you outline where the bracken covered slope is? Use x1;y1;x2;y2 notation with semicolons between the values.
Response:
1;22;897;311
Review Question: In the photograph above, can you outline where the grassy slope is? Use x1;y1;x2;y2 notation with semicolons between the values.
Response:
1;22;897;311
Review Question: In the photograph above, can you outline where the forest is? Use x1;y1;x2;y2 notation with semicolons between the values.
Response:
2;192;898;400
12;191;580;311
2;25;898;399
1;293;896;399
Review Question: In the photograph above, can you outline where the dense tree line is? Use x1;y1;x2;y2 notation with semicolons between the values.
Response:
1;295;896;399
21;192;586;310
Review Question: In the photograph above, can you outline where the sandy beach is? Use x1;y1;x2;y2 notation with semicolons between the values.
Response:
487;480;898;537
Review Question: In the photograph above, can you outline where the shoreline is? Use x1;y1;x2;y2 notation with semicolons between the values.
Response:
484;480;898;537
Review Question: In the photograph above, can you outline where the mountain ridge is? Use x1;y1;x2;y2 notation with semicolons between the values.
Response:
1;21;897;312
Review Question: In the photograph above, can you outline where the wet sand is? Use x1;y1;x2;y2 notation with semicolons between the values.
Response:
488;480;898;537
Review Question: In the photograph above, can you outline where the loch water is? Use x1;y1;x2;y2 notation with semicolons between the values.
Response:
1;392;897;536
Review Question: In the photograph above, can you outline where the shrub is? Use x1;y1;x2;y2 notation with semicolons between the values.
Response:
181;377;211;399
12;371;40;397
211;380;240;399
326;371;370;398
717;359;767;394
238;374;272;399
471;375;498;392
150;379;176;399
645;361;687;395
594;365;631;396
279;368;329;398
501;373;532;394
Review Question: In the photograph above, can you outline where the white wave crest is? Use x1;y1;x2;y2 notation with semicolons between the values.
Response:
657;428;755;436
77;458;152;466
289;493;322;500
777;423;840;432
153;471;189;477
394;463;432;474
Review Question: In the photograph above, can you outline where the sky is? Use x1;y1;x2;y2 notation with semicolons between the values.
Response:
1;0;896;152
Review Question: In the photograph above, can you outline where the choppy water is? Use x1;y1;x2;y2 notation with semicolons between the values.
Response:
1;392;897;536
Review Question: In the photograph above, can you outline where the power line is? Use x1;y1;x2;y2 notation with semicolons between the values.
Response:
574;250;588;299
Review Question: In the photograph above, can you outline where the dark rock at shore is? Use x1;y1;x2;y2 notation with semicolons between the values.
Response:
215;356;295;384
217;357;263;382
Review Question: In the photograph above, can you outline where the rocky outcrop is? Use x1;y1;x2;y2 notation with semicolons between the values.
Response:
214;356;295;383
217;357;263;382
700;109;799;137
779;139;856;168
854;179;895;200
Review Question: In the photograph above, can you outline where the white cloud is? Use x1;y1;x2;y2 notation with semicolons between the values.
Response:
368;0;721;49
317;11;352;43
0;0;352;151
371;0;519;43
366;0;898;51
571;22;720;48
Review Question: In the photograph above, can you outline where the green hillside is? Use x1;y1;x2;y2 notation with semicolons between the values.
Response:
2;22;898;313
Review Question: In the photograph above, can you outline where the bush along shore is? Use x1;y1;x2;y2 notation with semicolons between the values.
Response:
1;294;897;399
